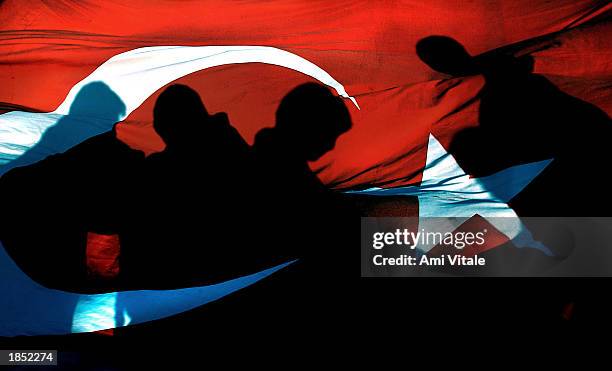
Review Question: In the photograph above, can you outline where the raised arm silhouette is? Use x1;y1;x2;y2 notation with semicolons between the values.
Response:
416;35;612;215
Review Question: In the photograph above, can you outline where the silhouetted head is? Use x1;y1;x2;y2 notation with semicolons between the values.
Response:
69;81;126;121
416;36;477;76
275;83;352;161
153;84;209;148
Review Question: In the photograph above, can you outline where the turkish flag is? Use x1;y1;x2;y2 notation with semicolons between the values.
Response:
0;1;611;327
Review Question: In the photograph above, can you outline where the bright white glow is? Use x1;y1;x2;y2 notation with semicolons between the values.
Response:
71;292;118;333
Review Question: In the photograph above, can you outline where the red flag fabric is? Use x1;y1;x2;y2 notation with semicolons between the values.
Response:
1;0;610;190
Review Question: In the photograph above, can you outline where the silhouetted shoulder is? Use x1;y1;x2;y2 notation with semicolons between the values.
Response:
206;112;250;156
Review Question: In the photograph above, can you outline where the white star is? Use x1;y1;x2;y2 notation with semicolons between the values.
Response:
349;134;553;255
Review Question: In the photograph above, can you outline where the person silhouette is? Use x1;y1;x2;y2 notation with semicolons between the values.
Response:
251;82;353;263
415;35;612;321
0;82;143;292
118;84;254;289
194;82;355;334
252;82;352;207
416;35;612;216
